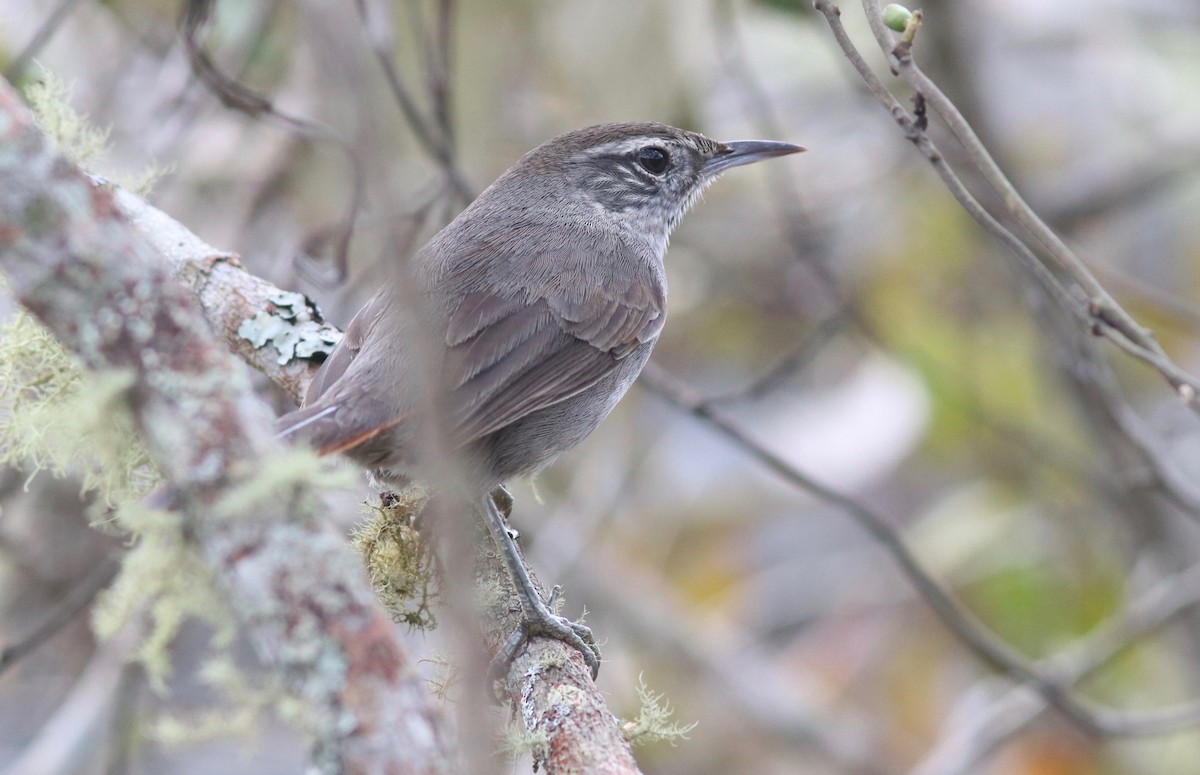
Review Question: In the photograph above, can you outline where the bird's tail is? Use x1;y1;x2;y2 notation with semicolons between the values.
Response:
276;401;409;457
276;403;339;439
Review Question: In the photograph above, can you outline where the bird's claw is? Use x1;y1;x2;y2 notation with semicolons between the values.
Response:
481;490;600;699
489;599;601;691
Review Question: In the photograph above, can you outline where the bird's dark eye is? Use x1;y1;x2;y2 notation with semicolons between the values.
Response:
636;146;670;174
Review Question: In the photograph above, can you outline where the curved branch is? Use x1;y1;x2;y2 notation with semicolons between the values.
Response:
3;0;87;83
179;0;365;282
813;0;1200;521
352;0;472;201
0;555;119;677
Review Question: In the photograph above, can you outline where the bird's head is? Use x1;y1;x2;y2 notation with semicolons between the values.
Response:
514;122;804;243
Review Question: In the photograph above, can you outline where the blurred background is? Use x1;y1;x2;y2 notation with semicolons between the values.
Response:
2;0;1200;773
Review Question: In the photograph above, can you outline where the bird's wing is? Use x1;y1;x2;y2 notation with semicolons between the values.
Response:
302;287;381;403
276;291;393;449
277;242;666;455
303;290;385;405
444;271;665;445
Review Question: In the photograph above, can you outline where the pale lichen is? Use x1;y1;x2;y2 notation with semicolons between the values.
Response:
23;64;111;168
420;655;455;700
210;446;355;521
350;488;439;630
23;63;169;194
620;676;697;747
0;295;246;702
152;657;286;746
91;499;237;691
500;718;551;763
1;70;367;757
238;291;342;365
0;314;269;744
119;161;176;198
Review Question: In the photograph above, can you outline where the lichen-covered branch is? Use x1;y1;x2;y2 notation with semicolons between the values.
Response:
0;77;451;775
362;492;644;774
110;186;337;405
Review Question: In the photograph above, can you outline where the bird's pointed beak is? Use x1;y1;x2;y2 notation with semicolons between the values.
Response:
704;139;805;177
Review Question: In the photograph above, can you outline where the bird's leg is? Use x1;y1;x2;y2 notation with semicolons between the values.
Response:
490;484;514;521
481;494;601;682
489;484;519;542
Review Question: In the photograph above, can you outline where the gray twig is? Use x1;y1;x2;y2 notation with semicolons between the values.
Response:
641;359;1200;737
0;555;119;676
352;0;472;201
3;0;88;83
912;562;1200;775
179;0;365;283
857;0;1200;410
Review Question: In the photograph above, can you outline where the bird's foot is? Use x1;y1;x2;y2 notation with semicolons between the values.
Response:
481;493;601;690
489;585;601;686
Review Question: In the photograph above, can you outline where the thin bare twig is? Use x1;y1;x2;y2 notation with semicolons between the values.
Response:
1041;150;1200;232
712;0;1165;524
912;562;1200;775
3;0;88;83
5;619;143;775
813;1;1078;318
858;0;1200;410
352;0;471;201
1092;262;1200;333
571;544;888;775
0;555;119;676
640;360;1200;737
703;315;844;405
813;0;1200;522
431;0;456;151
180;0;365;283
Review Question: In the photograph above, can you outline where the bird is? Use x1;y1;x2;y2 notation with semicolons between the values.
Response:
277;122;803;678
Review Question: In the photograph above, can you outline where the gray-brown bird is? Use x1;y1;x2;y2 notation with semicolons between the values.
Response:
278;122;802;677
